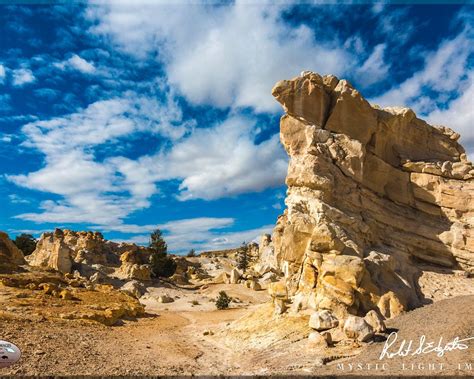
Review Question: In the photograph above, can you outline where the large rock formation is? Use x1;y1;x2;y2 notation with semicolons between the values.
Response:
27;229;151;280
270;72;474;319
0;231;25;271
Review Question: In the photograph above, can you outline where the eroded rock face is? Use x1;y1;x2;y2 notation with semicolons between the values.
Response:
0;231;25;270
27;229;151;280
271;72;474;319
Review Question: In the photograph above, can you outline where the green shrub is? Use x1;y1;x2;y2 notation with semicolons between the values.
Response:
215;291;231;310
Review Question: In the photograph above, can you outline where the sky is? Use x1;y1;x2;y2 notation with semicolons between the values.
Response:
0;1;473;253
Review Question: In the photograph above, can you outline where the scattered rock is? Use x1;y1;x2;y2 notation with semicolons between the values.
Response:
364;310;386;333
307;331;328;348
157;295;174;304
309;310;339;331
229;268;241;284
120;280;146;299
58;289;73;300
343;315;374;342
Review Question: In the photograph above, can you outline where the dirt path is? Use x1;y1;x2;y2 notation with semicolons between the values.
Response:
1;289;473;376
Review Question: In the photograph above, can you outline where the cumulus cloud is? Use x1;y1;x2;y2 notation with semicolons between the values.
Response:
8;90;193;224
88;1;353;112
356;44;389;86
12;68;35;86
54;54;96;74
9;86;286;225
109;115;288;201
371;28;473;113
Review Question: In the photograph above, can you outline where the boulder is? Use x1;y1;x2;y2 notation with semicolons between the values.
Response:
249;280;262;291
268;281;288;300
268;281;288;315
343;316;374;342
308;310;339;331
119;263;151;281
229;268;241;284
120;280;146;299
157;294;174;304
364;310;387;333
307;331;329;348
212;271;229;284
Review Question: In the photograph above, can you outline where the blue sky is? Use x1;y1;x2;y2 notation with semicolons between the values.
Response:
0;2;473;253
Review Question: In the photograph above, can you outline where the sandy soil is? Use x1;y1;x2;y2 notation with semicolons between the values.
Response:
1;273;473;376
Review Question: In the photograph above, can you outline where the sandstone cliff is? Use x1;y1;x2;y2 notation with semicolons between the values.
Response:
0;231;25;271
270;72;474;319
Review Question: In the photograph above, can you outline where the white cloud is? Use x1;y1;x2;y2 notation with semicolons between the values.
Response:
0;64;5;83
7;90;192;224
54;54;96;74
427;72;474;160
8;194;30;204
371;29;473;113
356;43;389;86
109;115;288;201
12;68;36;86
1;133;13;143
88;1;352;112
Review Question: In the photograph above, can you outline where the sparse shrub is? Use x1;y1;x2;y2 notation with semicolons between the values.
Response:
237;241;249;273
191;300;199;306
215;291;231;310
148;229;177;278
13;233;37;256
187;249;196;257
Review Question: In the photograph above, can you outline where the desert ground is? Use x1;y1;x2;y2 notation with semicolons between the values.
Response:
1;266;473;377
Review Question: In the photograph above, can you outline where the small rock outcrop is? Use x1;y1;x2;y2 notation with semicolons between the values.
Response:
0;231;25;270
270;72;474;319
27;229;151;280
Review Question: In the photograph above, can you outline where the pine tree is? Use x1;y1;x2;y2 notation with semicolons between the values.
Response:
13;233;37;256
237;241;249;273
148;229;176;278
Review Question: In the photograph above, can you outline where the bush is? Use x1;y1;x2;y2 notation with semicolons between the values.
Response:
215;291;231;310
148;229;177;278
13;233;37;256
187;249;196;257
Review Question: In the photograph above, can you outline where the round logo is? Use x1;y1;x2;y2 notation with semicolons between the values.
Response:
0;341;21;368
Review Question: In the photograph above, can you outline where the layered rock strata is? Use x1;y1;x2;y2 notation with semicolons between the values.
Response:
271;72;474;319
